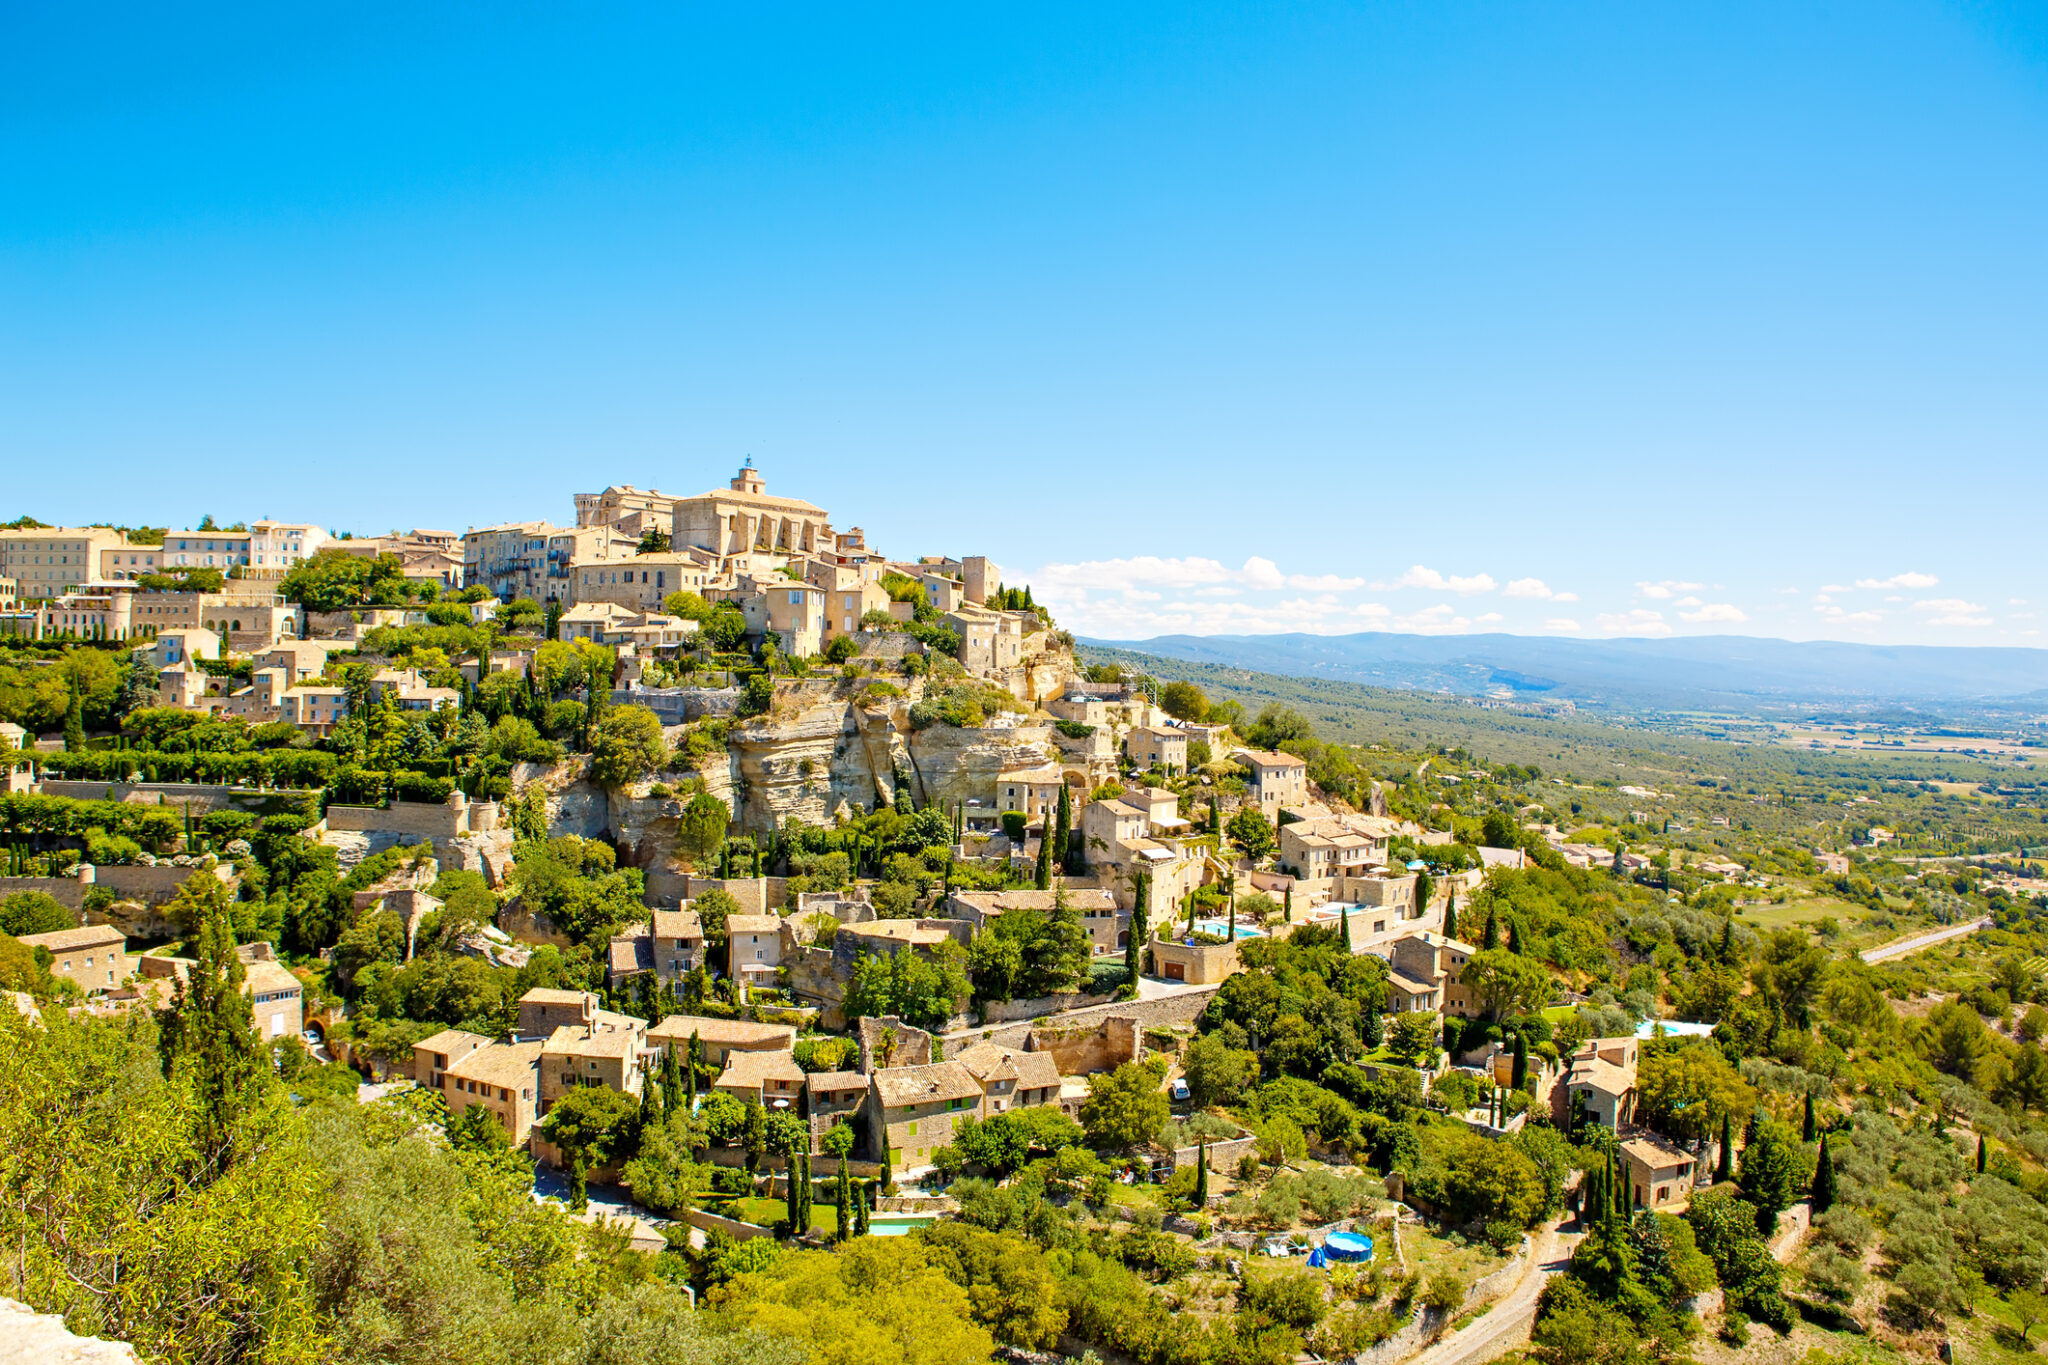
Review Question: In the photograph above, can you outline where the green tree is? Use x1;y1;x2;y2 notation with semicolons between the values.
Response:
678;792;731;867
1635;1041;1756;1144
157;888;268;1171
590;703;666;788
1081;1062;1169;1151
1809;1133;1837;1213
1736;1120;1803;1236
1387;1011;1440;1068
0;890;74;937
1181;1031;1257;1109
1457;948;1550;1022
1159;681;1207;722
541;1086;641;1206
1226;806;1275;861
62;671;84;752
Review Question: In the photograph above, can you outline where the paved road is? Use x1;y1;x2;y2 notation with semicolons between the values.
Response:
1859;916;1992;964
1404;1221;1579;1365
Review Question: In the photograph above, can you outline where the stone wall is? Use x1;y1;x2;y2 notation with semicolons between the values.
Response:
1347;1227;1534;1365
1170;1132;1257;1172
0;875;85;909
684;1207;775;1242
942;986;1217;1056
325;796;498;839
858;1015;936;1070
666;874;788;913
1024;1014;1142;1076
616;685;741;722
39;779;307;812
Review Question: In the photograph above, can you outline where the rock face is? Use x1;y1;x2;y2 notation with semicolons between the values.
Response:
718;680;1064;834
509;652;1085;902
0;1300;141;1364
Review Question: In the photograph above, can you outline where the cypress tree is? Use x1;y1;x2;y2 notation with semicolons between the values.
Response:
1054;784;1073;875
159;887;265;1174
1193;1143;1209;1207
1441;891;1456;941
1978;1134;1988;1175
1802;1092;1816;1143
1508;918;1524;955
1481;907;1498;951
786;1155;803;1230
1612;841;1627;879
836;1161;852;1243
687;1029;702;1103
1716;1114;1734;1184
1511;1031;1528;1090
1283;886;1294;923
879;1159;893;1195
854;1179;871;1236
1414;869;1434;920
1339;902;1350;944
1126;873;1147;980
1718;913;1736;965
1033;827;1052;890
62;673;84;753
1811;1135;1838;1212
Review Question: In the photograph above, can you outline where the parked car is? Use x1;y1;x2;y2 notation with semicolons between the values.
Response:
1168;1077;1191;1102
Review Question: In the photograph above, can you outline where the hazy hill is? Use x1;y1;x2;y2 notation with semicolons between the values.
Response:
1077;631;2048;712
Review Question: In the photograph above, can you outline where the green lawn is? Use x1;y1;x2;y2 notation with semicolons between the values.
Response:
723;1196;841;1234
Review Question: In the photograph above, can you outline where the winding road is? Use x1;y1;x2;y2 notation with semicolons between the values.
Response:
1403;1222;1580;1365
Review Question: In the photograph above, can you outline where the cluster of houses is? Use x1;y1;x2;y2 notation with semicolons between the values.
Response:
412;985;1086;1175
9;918;307;1041
2;462;1052;748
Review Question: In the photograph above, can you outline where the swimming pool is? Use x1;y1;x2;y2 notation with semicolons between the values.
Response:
867;1212;941;1237
1190;920;1265;940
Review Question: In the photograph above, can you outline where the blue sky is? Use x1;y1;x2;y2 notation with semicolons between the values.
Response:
3;3;2045;646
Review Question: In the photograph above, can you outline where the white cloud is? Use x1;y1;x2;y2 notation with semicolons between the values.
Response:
1596;609;1673;637
1777;587;1801;595
1544;618;1582;632
1675;595;1704;608
1474;613;1504;624
1636;580;1704;600
1503;577;1566;600
1679;603;1749;624
1285;572;1370;592
1855;572;1939;590
1381;565;1497;595
1819;584;1848;595
1030;554;1365;599
1816;605;1885;625
1915;597;1992;627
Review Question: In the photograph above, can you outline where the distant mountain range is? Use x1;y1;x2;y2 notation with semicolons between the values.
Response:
1076;632;2048;713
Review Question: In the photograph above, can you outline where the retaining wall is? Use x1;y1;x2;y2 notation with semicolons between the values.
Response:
1347;1228;1534;1365
38;780;308;812
941;986;1217;1056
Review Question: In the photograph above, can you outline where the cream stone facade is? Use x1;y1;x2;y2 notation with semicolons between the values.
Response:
17;924;127;993
0;528;126;600
673;463;832;559
1235;748;1309;816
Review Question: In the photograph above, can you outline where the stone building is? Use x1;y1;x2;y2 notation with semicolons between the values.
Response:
672;462;832;559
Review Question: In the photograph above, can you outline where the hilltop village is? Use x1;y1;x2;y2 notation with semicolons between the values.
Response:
6;466;2048;1365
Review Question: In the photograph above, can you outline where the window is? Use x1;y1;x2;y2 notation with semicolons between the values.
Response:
906;1120;918;1137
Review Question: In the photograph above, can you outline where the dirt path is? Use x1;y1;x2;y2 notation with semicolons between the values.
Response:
1404;1222;1579;1365
1859;916;1991;964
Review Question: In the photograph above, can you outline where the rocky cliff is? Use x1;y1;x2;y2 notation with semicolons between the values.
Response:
513;652;1083;902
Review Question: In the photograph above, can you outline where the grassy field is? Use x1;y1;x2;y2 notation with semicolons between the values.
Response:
723;1196;840;1234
